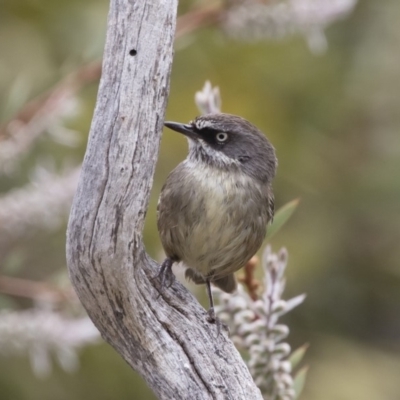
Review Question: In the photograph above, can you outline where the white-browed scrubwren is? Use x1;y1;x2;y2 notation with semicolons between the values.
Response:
157;113;277;324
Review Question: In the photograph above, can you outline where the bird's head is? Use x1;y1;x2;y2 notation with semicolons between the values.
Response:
164;113;277;183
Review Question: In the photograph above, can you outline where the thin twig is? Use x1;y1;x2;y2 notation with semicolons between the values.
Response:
0;275;76;303
176;3;222;38
0;61;101;141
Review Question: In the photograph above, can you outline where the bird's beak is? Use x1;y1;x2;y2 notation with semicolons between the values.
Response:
164;121;200;141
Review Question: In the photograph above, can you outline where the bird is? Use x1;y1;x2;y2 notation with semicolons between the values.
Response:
156;113;277;324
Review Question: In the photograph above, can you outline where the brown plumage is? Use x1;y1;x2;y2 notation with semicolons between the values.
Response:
157;113;277;322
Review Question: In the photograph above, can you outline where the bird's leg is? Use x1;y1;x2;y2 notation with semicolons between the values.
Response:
156;257;175;288
205;278;223;335
205;278;216;322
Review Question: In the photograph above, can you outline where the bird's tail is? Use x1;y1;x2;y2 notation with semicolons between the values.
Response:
185;269;237;293
212;274;237;293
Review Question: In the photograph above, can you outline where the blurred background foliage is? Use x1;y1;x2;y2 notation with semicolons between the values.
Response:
0;0;400;399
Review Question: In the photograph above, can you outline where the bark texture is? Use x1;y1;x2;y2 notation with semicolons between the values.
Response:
66;1;262;399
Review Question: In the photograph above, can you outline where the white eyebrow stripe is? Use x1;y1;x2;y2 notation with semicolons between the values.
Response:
194;119;216;130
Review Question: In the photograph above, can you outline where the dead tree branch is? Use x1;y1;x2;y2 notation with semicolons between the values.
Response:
66;1;262;399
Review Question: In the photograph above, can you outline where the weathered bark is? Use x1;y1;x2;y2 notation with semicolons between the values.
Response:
66;1;262;399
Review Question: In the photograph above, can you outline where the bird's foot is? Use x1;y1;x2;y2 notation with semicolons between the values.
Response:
206;306;217;323
206;307;228;336
155;257;175;289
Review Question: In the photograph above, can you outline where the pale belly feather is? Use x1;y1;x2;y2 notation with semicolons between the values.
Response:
158;162;270;280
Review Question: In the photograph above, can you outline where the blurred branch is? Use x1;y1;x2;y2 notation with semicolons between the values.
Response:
0;167;80;251
223;0;357;54
0;309;100;378
176;3;222;38
0;61;101;141
0;275;75;303
0;63;100;174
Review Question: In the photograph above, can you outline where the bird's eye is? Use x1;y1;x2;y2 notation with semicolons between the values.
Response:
216;132;228;143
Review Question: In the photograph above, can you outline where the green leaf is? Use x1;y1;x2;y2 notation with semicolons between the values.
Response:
266;198;300;239
293;366;309;399
289;343;309;370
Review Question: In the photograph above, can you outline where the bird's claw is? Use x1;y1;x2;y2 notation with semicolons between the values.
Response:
206;307;229;336
154;258;175;293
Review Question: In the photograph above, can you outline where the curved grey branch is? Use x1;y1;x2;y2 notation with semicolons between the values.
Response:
66;1;262;399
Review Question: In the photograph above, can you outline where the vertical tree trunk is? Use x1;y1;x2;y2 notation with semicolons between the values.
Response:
66;1;262;398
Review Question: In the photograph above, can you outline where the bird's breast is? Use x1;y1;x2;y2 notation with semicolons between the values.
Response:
157;161;270;278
